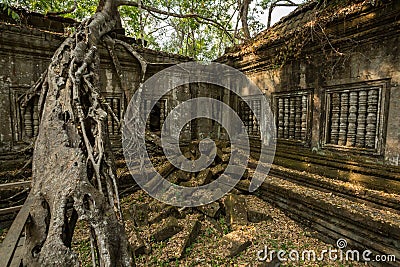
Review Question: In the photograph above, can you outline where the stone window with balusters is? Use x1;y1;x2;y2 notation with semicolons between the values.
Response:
323;80;389;155
104;94;123;137
272;90;313;145
238;97;262;136
11;88;40;142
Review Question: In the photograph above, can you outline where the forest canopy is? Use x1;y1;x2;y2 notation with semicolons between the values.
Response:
2;0;305;60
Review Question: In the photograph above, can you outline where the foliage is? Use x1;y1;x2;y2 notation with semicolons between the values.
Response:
1;0;21;20
2;0;305;60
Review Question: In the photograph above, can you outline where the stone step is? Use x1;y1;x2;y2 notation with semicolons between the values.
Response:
236;177;400;266
247;158;400;213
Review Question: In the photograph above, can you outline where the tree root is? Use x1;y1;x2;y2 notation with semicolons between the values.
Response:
23;11;134;266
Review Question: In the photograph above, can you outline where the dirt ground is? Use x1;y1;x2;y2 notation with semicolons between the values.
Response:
71;189;366;267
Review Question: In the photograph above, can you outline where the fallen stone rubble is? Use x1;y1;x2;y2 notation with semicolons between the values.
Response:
67;139;400;266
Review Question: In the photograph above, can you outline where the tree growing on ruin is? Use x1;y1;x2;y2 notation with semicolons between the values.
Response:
0;0;305;265
21;0;135;265
6;0;304;60
12;0;254;265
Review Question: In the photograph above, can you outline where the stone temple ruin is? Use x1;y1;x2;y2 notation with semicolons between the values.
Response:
1;0;400;266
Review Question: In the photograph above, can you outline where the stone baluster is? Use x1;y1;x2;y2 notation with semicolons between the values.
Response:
295;96;302;140
301;95;308;141
24;106;33;138
248;102;253;134
160;100;166;127
330;93;340;145
366;89;379;149
113;98;120;135
346;91;358;147
33;97;40;137
254;100;261;134
239;101;245;132
277;98;284;139
107;98;113;135
338;92;349;146
113;98;120;120
356;91;367;147
283;98;290;139
145;100;151;131
289;97;296;139
112;98;120;135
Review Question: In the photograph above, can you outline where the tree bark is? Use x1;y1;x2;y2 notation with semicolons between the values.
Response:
23;0;134;266
239;0;252;39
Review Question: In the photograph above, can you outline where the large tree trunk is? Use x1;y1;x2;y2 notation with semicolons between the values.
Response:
239;0;252;39
23;0;134;266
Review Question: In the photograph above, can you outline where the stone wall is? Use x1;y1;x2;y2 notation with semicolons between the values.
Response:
219;0;400;167
217;2;400;258
0;13;191;153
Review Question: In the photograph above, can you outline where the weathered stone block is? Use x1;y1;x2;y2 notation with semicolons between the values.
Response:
196;202;221;218
148;206;180;225
196;169;213;185
128;230;150;256
216;147;224;162
231;149;249;165
166;171;180;184
180;180;195;187
164;215;201;259
132;239;150;256
257;255;281;267
175;170;191;182
211;164;226;176
151;217;183;242
219;230;252;257
221;153;230;163
247;209;272;223
192;189;214;204
224;194;248;228
226;165;249;180
222;147;231;154
132;203;149;227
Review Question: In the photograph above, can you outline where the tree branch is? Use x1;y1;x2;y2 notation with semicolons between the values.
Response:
239;0;252;39
46;0;78;16
114;39;148;83
117;0;234;41
267;0;299;28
